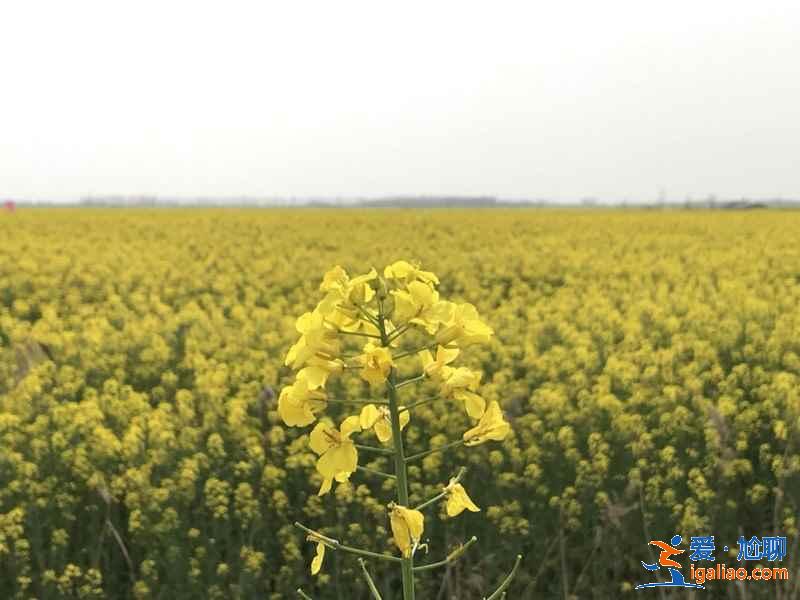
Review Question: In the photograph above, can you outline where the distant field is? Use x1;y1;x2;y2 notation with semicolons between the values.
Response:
1;209;799;599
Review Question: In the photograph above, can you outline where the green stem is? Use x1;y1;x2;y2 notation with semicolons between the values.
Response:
399;396;441;414
379;306;416;600
354;303;381;327
357;465;397;480
413;467;466;511
392;343;437;361
294;522;402;563
405;440;465;463
413;535;477;572
337;329;382;340
327;398;389;406
355;444;395;455
485;555;523;600
387;323;411;343
358;559;384;600
413;492;446;513
394;374;426;389
297;588;314;600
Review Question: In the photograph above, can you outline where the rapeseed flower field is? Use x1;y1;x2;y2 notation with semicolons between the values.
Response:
1;208;799;599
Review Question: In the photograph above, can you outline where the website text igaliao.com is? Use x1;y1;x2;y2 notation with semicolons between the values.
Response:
690;564;790;584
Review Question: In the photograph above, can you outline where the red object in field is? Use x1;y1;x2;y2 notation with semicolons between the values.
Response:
3;200;15;211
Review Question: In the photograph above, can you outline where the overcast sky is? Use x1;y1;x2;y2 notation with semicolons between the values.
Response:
1;1;798;202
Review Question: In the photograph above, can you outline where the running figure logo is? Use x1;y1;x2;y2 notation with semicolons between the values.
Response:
636;534;705;590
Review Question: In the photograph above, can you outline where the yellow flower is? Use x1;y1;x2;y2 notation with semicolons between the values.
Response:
444;481;480;517
296;358;344;389
421;348;485;417
307;536;327;575
319;265;350;292
419;345;460;379
389;504;425;557
347;269;378;305
285;310;340;370
278;375;327;427
441;366;485;418
440;366;481;393
391;281;450;333
463;401;510;446
309;416;361;495
383;260;439;286
453;390;486;419
317;266;377;325
357;342;394;386
320;266;377;303
359;404;409;443
435;302;493;347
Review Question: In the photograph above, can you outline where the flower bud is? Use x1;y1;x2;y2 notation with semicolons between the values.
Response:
377;275;389;301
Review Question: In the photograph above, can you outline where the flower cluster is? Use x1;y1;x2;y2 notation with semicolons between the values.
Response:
278;261;511;590
2;208;799;599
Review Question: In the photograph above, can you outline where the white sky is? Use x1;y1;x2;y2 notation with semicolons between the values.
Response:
1;1;799;202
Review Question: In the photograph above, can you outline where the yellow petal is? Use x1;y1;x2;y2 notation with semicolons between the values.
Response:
384;260;414;280
311;542;325;575
295;311;316;334
340;416;362;439
410;315;440;335
334;470;352;483
457;303;480;322
483;401;511;441
278;394;314;427
390;505;424;557
463;401;510;446
297;366;329;389
454;390;486;419
445;483;480;517
318;476;333;496
416;267;439;285
348;269;377;305
285;338;303;367
320;265;348;291
403;508;424;541
349;268;377;286
316;291;343;318
398;408;410;431
407;281;435;308
435;324;461;346
309;423;337;455
443;367;481;392
428;300;454;325
358;343;394;386
374;419;392;443
462;319;494;346
419;349;435;373
389;511;411;556
384;261;439;285
436;345;460;365
317;443;358;479
360;404;381;430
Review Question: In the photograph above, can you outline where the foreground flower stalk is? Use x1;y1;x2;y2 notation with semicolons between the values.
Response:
379;311;417;599
280;261;521;599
